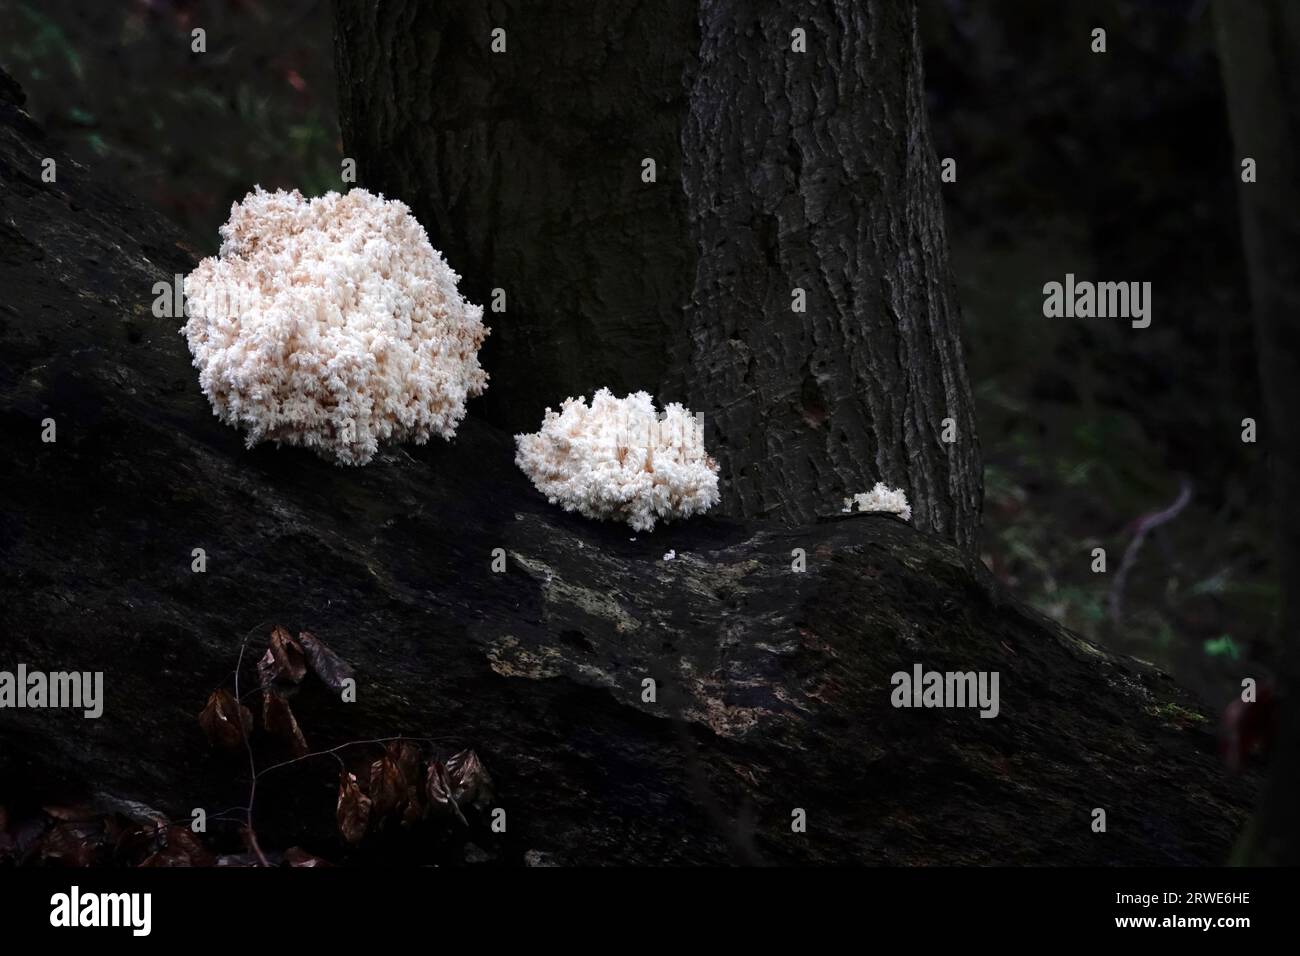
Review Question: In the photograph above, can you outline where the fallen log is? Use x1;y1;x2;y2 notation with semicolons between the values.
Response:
0;69;1258;865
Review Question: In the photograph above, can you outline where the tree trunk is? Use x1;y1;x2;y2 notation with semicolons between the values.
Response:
1214;0;1300;866
0;67;1256;865
332;0;983;550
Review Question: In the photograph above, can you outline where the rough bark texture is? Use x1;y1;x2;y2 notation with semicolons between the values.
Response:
332;0;983;551
0;72;1259;864
1215;0;1300;865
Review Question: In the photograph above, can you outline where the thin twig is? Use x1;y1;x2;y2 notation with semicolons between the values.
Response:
1109;477;1193;624
255;734;455;780
233;621;273;866
232;632;270;868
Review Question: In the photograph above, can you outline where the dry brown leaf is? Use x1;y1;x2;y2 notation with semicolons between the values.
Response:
387;740;421;783
256;649;278;692
336;771;372;845
446;749;495;812
368;756;405;821
261;689;309;757
284;846;333;867
269;626;308;683
425;761;468;826
166;825;215;866
39;821;101;867
138;825;214;867
298;631;354;693
198;688;252;751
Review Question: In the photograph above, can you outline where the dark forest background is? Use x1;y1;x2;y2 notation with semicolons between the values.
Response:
0;0;1272;711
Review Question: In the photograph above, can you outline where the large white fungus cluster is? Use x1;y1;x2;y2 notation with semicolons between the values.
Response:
515;389;720;531
181;186;487;465
842;483;913;520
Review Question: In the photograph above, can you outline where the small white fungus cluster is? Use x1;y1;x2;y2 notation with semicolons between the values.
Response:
842;483;912;521
515;389;720;532
181;187;487;465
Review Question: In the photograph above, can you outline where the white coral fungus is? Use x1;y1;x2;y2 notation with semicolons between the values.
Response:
515;389;720;532
181;186;487;465
842;483;912;520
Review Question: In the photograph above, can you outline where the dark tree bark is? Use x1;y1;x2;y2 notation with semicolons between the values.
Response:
333;0;983;551
0;69;1257;865
1214;0;1300;865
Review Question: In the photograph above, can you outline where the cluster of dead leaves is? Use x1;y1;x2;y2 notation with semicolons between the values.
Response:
0;805;195;867
335;741;494;846
0;803;326;867
192;625;496;859
199;626;354;758
3;626;496;868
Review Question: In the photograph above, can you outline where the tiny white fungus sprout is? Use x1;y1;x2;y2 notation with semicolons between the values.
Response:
842;483;912;520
